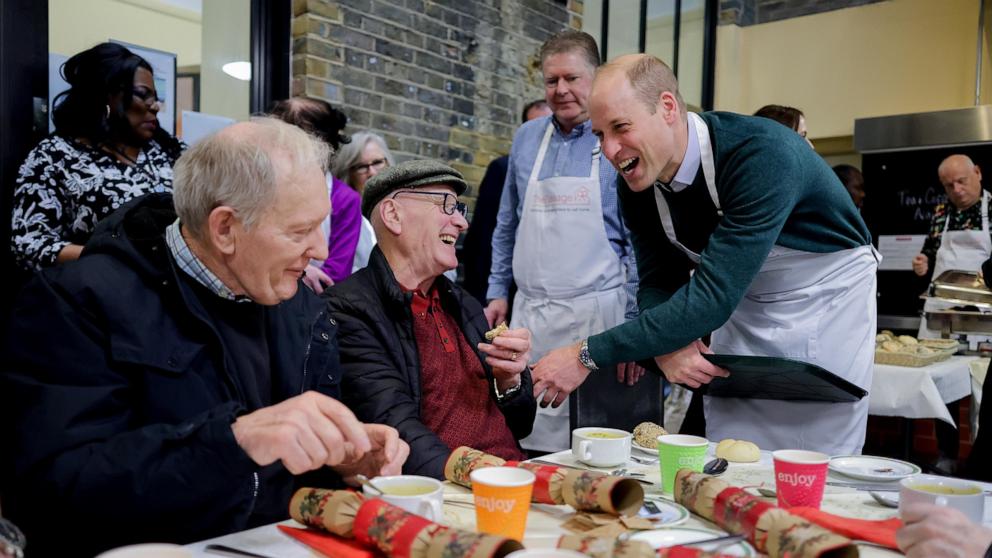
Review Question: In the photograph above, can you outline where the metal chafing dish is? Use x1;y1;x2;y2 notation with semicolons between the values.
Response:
924;270;992;336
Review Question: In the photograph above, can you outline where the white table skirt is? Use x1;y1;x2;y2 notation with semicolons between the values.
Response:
869;355;978;424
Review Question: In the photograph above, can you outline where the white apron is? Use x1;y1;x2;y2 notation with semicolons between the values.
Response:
512;123;628;452
918;191;992;338
657;113;879;456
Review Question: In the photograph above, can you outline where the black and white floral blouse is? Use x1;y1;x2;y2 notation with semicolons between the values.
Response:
10;135;180;271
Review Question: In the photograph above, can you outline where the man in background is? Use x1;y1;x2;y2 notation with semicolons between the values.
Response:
462;99;551;305
485;30;643;453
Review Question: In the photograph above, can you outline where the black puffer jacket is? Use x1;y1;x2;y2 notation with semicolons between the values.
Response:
325;247;536;478
0;193;342;557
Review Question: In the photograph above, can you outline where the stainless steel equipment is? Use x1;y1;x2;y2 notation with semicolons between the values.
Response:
923;269;992;336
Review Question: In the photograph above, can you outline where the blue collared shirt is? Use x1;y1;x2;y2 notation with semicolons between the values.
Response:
487;116;639;319
166;219;251;302
658;113;700;193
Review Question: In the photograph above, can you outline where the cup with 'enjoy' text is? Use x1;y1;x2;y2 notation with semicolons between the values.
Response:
772;449;830;508
470;466;535;541
658;434;708;494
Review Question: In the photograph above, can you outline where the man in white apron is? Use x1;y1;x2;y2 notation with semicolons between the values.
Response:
533;54;878;456
485;30;643;453
913;155;990;338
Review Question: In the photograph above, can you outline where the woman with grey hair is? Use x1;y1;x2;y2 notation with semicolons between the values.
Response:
331;131;394;272
331;131;394;193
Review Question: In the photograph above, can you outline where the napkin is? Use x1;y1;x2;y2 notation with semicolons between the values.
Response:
788;506;901;549
277;524;378;558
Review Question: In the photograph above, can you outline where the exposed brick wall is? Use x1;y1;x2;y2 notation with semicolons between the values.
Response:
719;0;886;27
291;0;582;211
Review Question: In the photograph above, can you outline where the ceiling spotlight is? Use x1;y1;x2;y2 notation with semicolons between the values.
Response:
222;61;251;81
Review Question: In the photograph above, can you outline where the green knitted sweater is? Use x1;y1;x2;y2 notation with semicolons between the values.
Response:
588;111;871;365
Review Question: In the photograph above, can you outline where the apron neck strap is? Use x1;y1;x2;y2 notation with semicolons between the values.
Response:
528;123;555;184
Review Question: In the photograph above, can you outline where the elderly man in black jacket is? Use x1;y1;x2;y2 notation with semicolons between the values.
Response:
0;119;408;557
326;160;537;479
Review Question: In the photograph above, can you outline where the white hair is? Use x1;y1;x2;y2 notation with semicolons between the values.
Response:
330;131;394;183
173;117;330;238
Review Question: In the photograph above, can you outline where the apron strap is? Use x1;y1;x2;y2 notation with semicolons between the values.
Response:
528;123;555;185
690;112;722;216
653;113;721;264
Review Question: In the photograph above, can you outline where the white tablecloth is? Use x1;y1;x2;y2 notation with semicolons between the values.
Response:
869;355;978;425
186;447;992;558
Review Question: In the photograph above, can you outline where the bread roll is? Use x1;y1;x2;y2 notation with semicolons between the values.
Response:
898;335;918;346
715;439;760;463
633;421;667;449
881;340;904;352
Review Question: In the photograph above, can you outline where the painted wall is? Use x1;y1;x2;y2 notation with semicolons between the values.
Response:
49;0;201;66
199;0;250;122
715;0;990;140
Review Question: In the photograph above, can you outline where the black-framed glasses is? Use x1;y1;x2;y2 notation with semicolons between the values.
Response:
350;158;388;176
132;86;163;107
391;190;467;216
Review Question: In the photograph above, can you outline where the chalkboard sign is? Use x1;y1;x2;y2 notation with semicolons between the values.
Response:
862;145;992;318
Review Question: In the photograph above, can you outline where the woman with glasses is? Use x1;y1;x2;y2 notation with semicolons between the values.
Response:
331;132;395;272
10;42;183;271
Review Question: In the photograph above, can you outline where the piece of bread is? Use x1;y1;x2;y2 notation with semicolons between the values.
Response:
715;439;760;463
876;333;893;343
881;340;904;352
633;421;668;449
484;322;508;341
898;335;918;346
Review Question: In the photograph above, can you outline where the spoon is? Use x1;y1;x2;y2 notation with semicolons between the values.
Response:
869;491;899;508
355;474;384;495
630;454;658;465
756;487;777;498
703;458;728;476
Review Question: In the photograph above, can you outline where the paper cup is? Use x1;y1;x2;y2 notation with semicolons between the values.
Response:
772;449;829;508
470;466;535;541
658;434;708;494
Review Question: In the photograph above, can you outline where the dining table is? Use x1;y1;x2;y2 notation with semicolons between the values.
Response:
185;444;992;558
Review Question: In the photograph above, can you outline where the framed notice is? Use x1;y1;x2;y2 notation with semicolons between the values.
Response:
111;40;177;135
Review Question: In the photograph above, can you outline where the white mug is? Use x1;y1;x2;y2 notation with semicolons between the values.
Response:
571;427;631;467
899;474;985;524
362;475;445;522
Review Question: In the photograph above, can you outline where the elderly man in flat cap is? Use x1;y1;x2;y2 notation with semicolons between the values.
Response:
325;159;537;478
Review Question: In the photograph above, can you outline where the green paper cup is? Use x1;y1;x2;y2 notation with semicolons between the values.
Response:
658;434;708;493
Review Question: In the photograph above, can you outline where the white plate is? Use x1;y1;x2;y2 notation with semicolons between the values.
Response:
632;440;658;455
639;499;690;527
629;527;756;556
829;455;921;482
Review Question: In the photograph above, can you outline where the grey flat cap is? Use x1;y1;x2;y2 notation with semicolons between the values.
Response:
362;159;467;219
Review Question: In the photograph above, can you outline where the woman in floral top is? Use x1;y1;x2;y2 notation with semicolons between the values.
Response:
10;42;183;271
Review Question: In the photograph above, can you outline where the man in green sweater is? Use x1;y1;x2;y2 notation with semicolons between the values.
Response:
532;54;878;455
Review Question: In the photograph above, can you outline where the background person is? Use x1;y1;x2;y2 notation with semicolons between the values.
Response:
271;97;360;289
833;164;866;209
331;131;395;272
485;30;644;453
534;54;876;456
328;160;537;478
754;103;814;148
462;99;551;305
10;42;183;272
0;119;407;556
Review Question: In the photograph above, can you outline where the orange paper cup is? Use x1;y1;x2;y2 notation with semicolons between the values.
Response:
470;466;535;541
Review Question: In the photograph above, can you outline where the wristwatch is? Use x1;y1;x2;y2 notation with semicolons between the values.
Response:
494;379;522;402
578;339;599;371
